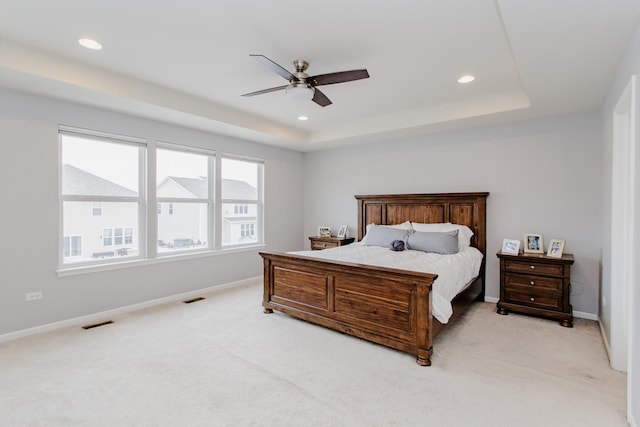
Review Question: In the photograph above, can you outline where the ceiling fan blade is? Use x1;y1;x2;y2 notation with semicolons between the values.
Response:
241;85;288;97
312;88;332;107
311;69;369;86
250;54;295;81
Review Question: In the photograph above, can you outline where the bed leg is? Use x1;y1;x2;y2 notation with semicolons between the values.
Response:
416;347;432;366
263;308;273;314
416;355;431;366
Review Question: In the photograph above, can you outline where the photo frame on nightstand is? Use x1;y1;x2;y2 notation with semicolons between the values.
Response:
318;226;331;238
501;238;521;255
337;225;348;239
523;233;544;254
547;239;565;258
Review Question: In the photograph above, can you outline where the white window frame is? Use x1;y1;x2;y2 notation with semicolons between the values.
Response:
57;128;265;275
218;154;264;248
58;126;146;268
155;142;215;257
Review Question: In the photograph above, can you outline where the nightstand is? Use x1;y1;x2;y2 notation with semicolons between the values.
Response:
496;251;575;327
308;236;355;250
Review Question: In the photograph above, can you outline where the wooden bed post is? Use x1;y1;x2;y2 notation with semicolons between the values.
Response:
262;257;274;314
415;281;433;366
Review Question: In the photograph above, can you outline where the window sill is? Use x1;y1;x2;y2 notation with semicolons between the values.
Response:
56;244;266;277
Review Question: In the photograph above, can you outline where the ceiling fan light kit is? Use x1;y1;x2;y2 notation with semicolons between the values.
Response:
242;54;369;107
286;83;315;101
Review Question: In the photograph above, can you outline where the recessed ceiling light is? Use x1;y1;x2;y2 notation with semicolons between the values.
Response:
297;115;309;121
78;38;102;50
457;74;475;84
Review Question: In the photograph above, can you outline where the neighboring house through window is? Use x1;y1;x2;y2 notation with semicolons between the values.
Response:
221;157;262;246
156;146;211;253
60;128;142;265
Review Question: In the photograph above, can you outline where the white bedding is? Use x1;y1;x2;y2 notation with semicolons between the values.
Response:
290;243;483;324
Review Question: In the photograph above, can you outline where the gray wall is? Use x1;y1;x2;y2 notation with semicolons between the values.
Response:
303;112;602;317
0;88;304;336
600;16;640;424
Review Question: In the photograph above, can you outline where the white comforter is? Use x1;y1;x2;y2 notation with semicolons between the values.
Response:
290;243;483;323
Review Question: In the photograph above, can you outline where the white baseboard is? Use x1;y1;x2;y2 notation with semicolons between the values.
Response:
573;310;599;321
598;317;613;365
0;276;261;344
484;296;499;303
630;413;636;427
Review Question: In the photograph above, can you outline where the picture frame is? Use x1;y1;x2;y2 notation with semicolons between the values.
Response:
318;226;331;238
501;238;521;255
337;225;348;239
523;233;544;254
547;239;565;258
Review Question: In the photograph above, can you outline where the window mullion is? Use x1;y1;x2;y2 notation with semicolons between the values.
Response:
213;154;220;250
146;141;157;259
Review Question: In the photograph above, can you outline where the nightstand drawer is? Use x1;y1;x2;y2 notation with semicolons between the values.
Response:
504;273;563;291
311;241;338;250
505;289;562;311
309;237;354;250
504;259;564;276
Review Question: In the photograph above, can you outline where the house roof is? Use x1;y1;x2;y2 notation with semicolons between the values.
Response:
63;165;256;199
164;176;257;200
62;164;137;197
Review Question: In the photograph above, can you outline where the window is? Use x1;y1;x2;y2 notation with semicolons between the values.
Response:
59;127;264;270
125;227;133;244
240;223;255;238
63;235;82;258
92;202;102;216
103;228;113;246
221;157;263;246
234;204;248;215
60;129;143;265
156;146;211;254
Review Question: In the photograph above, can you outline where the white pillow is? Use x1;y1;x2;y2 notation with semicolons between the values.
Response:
409;222;474;249
361;221;411;243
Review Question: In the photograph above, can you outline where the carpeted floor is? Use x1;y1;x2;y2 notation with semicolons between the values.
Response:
0;278;627;426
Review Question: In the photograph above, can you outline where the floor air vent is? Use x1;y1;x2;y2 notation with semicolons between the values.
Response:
82;320;114;330
183;297;205;304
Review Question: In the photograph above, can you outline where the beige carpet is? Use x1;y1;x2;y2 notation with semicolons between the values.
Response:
0;278;627;426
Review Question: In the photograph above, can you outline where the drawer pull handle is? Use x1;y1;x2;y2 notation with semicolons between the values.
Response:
530;281;535;285
530;265;535;270
530;297;535;302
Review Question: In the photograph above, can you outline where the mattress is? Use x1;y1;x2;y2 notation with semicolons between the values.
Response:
290;243;483;323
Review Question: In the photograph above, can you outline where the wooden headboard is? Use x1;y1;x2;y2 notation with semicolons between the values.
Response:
355;192;489;258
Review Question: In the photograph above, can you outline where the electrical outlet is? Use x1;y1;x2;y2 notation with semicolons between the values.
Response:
25;291;42;301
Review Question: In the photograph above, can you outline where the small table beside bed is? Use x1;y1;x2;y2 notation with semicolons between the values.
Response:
260;192;489;366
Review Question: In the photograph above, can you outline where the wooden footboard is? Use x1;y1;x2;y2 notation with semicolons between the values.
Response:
261;251;438;366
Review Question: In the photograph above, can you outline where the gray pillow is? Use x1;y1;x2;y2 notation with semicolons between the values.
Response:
407;230;459;254
363;225;409;248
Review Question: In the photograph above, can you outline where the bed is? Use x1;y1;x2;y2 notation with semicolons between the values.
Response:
260;192;489;366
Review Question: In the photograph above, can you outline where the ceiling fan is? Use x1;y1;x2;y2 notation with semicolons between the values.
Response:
241;54;369;107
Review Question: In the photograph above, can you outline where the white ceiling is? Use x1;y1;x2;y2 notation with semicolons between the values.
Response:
0;0;638;151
